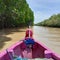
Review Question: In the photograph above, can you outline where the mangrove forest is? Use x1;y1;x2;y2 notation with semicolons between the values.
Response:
0;0;34;29
36;13;60;27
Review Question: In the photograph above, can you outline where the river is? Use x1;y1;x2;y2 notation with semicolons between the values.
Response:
0;26;60;55
33;26;60;55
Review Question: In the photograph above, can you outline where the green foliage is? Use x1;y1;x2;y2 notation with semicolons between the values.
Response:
0;0;34;29
36;14;60;27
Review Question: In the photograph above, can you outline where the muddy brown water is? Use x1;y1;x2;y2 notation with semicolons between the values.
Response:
0;26;60;55
33;26;60;55
0;28;26;51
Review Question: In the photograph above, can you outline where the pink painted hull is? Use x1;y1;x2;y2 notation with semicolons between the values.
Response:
0;40;60;60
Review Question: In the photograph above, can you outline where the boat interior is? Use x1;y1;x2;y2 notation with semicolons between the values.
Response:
0;41;59;60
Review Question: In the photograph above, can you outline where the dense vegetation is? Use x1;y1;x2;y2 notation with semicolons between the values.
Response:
36;14;60;27
0;0;34;29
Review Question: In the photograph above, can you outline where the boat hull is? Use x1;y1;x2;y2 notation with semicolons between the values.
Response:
0;40;60;60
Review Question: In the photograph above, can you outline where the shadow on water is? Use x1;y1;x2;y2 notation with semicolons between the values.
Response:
0;35;11;49
0;28;25;50
2;28;25;35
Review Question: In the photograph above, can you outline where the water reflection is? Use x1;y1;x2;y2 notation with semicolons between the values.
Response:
33;26;60;55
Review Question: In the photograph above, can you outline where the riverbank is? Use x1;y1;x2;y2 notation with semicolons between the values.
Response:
0;28;27;52
35;14;60;28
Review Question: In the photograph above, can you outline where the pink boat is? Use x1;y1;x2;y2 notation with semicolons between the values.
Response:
0;39;60;60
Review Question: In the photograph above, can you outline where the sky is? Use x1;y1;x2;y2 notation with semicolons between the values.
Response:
26;0;60;24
